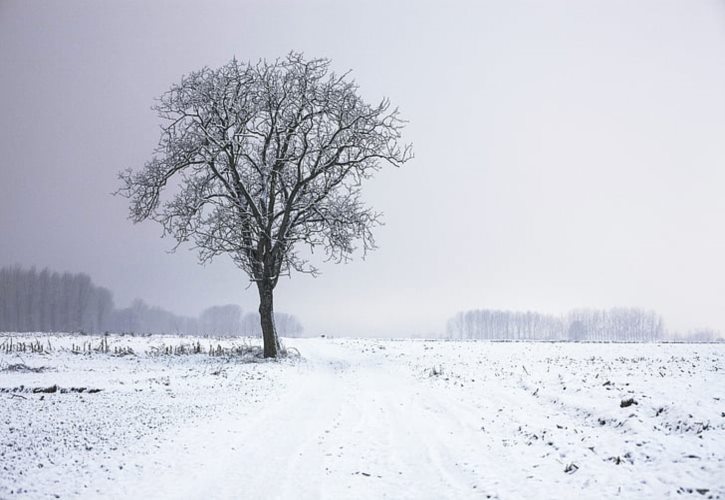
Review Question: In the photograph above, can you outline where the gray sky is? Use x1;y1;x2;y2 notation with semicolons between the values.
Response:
1;0;724;337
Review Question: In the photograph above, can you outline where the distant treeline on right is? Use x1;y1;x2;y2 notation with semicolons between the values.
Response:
446;308;722;342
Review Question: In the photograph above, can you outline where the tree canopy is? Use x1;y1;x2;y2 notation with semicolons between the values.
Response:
119;53;412;356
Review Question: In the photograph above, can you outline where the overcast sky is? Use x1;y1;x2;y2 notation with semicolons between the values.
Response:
1;0;724;337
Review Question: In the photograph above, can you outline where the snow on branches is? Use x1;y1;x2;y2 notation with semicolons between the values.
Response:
119;53;412;285
118;53;412;357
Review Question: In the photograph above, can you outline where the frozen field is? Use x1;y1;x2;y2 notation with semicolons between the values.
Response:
1;334;723;499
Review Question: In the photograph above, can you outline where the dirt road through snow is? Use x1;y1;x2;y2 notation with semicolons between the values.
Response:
104;340;501;499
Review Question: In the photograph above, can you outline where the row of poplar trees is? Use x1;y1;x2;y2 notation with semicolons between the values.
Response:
0;266;303;336
0;266;113;334
446;307;666;342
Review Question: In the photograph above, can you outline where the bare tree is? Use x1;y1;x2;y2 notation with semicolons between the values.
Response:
119;53;412;357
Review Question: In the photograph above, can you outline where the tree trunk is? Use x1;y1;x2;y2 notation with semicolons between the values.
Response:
257;280;280;358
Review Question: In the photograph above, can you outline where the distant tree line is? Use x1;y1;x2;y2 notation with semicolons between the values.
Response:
108;299;303;337
0;266;113;334
446;307;675;342
0;266;304;337
669;328;721;343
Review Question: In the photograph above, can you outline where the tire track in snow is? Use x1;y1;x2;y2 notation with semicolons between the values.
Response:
101;340;505;499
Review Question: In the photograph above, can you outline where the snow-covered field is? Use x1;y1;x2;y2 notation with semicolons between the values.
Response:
1;334;723;499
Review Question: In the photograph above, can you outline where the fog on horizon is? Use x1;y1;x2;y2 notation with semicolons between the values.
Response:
1;0;724;337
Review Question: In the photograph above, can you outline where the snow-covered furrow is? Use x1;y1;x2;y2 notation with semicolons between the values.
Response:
378;339;725;498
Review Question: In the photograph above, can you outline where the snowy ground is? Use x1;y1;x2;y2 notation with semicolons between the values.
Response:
1;334;723;499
